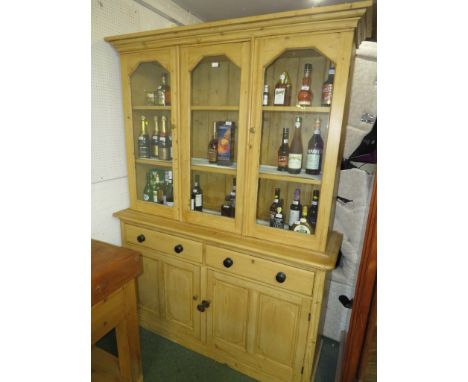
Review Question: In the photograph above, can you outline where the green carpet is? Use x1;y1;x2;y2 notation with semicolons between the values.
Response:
96;327;339;381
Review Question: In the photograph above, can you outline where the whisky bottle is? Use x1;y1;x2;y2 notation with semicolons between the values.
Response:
208;122;218;163
277;127;289;171
269;188;281;227
151;116;159;158
156;72;171;106
143;171;153;202
158;115;170;160
321;63;335;107
305;118;324;175
273;71;291;106
288;117;303;174
138;115;150;158
307;190;320;233
297;63;313;106
262;84;270;106
291;206;312;234
272;207;284;229
165;170;174;207
288;188;302;228
191;175;203;212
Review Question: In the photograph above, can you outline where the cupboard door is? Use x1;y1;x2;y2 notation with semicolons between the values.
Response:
245;31;355;252
121;48;180;220
137;255;162;321
179;41;250;234
160;256;201;340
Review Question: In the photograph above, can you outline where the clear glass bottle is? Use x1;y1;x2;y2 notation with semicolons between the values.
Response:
305;118;324;175
277;127;289;171
208;122;218;163
191;174;203;212
291;205;312;234
297;63;313;106
273;72;291;106
158;115;171;160
138;115;150;158
287;117;303;174
156;72;171;106
262;84;270;106
151;116;159;158
321;63;335;107
288;188;302;228
269;188;281;227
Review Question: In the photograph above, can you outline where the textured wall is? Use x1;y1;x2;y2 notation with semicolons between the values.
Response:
91;0;200;245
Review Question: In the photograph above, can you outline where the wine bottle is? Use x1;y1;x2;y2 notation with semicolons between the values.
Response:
158;115;171;160
143;171;153;202
165;170;174;207
151;116;159;158
305;118;324;175
288;117;303;174
269;188;281;227
291;205;312;234
138;115;150;158
262;84;270;106
191;175;203;211
288;188;302;228
208;122;218;163
152;172;163;204
307;190;320;233
321;63;335;107
156;72;171;106
273;72;291;106
297;63;313;106
277;127;289;171
221;195;234;217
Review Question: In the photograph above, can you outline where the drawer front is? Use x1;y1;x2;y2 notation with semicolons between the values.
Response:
125;224;203;264
205;245;314;295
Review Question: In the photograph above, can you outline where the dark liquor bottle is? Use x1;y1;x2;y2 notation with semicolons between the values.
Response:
191;175;203;212
288;117;303;174
269;188;281;227
151;116;159;158
272;206;284;229
143;171;153;202
156;72;171;106
158;115;171;160
297;63;313;106
288;188;302;228
208;122;218;163
291;205;312;234
305;118;324;175
165;170;174;207
262;84;270;106
138;115;150;158
277;127;289;171
273;71;291;106
321;63;335;107
230;177;236;212
307;190;320;233
221;196;234;217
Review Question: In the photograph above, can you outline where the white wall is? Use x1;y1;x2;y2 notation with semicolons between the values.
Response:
91;0;201;245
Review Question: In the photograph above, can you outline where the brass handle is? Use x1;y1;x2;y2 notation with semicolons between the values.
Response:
249;127;256;134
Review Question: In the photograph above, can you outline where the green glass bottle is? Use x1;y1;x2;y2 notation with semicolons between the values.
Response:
143;171;153;202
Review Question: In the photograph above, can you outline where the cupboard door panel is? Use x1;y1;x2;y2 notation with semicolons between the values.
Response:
137;256;161;320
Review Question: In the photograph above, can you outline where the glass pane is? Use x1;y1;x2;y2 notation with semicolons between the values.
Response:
130;61;174;208
189;55;240;218
257;48;335;235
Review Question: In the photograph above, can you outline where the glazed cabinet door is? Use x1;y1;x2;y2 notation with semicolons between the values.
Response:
179;41;250;234
206;270;312;382
245;32;355;252
120;48;180;219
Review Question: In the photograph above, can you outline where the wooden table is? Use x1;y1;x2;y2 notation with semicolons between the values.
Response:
91;239;143;382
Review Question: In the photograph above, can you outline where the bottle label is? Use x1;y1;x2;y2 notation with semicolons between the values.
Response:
288;210;300;227
298;99;311;106
191;198;194;210
306;150;321;170
274;88;286;105
208;148;217;162
159;137;166;143
288;153;302;169
300;85;310;91
195;194;203;207
263;94;269;106
278;155;288;168
322;84;333;104
143;193;150;201
293;224;311;234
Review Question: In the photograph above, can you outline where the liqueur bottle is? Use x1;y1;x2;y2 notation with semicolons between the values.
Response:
208;122;218;163
272;206;284;229
291;205;312;234
307;190;320;233
273;71;291;106
288;117;303;174
288;188;302;228
277;127;289;171
262;84;270;106
305;118;324;175
269;188;281;227
143;171;153;202
321;63;335;107
138;115;150;158
165;170;174;207
151;116;159;158
156;72;171;106
158;116;171;160
191;175;203;212
297;63;313;106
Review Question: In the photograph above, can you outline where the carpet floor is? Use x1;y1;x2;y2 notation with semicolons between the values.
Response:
96;327;339;381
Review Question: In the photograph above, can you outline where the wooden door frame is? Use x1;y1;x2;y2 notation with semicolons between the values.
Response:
339;177;377;382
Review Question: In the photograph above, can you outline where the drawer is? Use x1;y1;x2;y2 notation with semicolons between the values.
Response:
205;245;314;295
125;224;203;264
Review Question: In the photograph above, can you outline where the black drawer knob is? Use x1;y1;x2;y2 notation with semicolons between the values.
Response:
137;234;145;243
174;244;184;253
223;257;233;268
197;300;210;312
275;272;286;283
